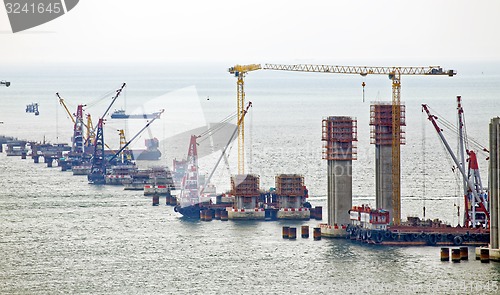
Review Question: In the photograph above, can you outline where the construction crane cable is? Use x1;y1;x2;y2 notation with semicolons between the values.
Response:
197;112;238;144
85;89;116;108
101;83;126;119
200;102;252;195
435;129;463;197
422;112;426;218
197;121;237;144
428;106;488;157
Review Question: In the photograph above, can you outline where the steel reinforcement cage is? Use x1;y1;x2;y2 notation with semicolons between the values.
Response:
369;102;406;145
275;174;304;197
231;174;260;197
321;116;358;160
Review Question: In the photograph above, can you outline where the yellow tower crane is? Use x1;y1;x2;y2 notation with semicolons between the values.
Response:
228;64;262;175
117;129;133;163
86;114;95;147
229;63;455;225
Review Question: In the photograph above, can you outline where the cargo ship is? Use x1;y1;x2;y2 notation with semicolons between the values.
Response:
130;138;161;161
111;109;162;119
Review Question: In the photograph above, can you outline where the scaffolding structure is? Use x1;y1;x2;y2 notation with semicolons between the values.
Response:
370;103;406;145
322;116;358;160
231;174;260;197
275;174;304;197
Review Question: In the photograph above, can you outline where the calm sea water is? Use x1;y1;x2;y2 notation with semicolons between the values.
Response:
1;62;500;294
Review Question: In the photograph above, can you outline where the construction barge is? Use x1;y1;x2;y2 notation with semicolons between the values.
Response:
173;173;322;221
341;205;489;246
170;132;323;221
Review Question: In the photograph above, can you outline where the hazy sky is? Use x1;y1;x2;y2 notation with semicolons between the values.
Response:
0;0;499;64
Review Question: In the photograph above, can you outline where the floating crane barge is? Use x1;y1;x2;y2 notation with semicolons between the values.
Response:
345;205;488;246
343;96;490;246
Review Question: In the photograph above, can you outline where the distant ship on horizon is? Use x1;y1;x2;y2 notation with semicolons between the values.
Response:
111;109;163;119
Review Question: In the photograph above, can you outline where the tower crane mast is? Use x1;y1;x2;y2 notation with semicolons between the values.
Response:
228;64;261;175
229;62;455;225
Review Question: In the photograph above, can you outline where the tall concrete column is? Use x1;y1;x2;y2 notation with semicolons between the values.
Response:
370;103;405;223
327;160;335;226
332;160;352;225
323;117;357;227
376;143;393;218
490;117;500;249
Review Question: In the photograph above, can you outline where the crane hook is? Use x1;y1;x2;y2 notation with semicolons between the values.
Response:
361;81;366;103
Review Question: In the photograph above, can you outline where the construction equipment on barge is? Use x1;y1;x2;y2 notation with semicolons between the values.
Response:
143;166;175;196
173;103;250;218
174;102;318;220
88;83;127;184
174;103;252;218
345;205;488;246
422;98;489;229
88;108;164;184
